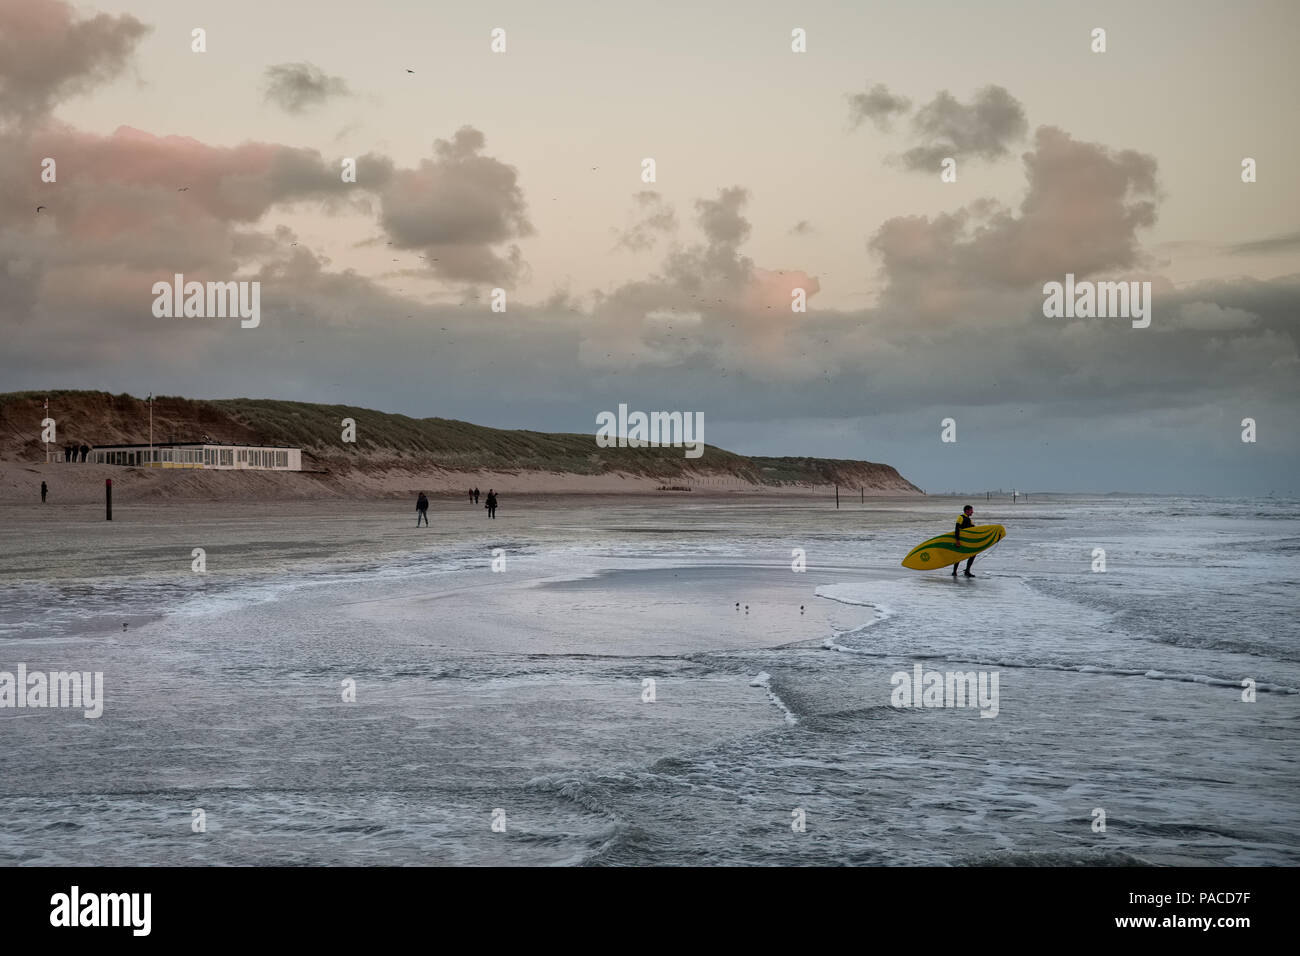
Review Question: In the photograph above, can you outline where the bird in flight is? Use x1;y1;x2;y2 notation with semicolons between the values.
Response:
35;205;46;212
406;69;414;73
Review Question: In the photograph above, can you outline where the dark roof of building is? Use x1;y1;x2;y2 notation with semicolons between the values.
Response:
89;441;299;450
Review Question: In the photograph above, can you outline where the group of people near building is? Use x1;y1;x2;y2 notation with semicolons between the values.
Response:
415;488;499;526
60;444;89;461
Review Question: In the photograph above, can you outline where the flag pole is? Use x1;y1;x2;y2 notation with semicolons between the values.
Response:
148;393;153;467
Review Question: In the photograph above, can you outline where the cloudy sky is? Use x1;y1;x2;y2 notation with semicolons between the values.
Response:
2;0;1297;494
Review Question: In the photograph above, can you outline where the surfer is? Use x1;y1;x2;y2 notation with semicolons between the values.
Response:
952;505;976;577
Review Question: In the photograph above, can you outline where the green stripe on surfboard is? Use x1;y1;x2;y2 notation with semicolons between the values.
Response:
900;524;1006;570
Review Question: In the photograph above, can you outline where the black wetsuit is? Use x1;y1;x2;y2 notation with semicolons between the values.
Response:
953;513;975;575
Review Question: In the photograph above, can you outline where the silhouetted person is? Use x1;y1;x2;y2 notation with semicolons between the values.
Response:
80;444;88;462
473;487;480;504
40;481;47;503
468;488;474;503
485;489;498;519
63;444;71;462
953;504;976;577
416;491;429;527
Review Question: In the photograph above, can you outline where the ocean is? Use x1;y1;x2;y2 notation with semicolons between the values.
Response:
0;493;1296;865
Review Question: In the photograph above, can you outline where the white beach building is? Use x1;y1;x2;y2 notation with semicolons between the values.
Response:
78;441;302;471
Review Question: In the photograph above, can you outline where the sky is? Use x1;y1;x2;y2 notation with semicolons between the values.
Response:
1;0;1297;494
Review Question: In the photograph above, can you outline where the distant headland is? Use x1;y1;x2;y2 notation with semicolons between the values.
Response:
0;390;922;501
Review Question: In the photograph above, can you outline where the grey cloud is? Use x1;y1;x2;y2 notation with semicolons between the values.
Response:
898;85;1027;171
871;126;1158;315
847;83;912;130
378;126;533;284
583;187;826;376
695;187;751;246
1227;230;1300;256
614;191;678;252
263;62;351;114
422;243;526;286
267;148;393;212
659;186;755;286
0;118;527;329
577;186;765;374
9;259;1293;462
0;0;148;125
1170;301;1259;331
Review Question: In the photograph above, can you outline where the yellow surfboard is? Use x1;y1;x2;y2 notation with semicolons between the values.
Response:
900;524;1006;570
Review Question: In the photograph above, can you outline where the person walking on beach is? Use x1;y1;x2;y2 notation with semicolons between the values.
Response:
79;444;88;462
485;489;497;519
953;505;976;577
468;488;474;503
473;487;480;504
416;492;429;527
40;481;47;503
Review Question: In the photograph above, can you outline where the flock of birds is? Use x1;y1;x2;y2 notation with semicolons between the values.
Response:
737;602;806;615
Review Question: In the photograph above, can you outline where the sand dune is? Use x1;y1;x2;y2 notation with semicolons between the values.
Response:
1;460;910;502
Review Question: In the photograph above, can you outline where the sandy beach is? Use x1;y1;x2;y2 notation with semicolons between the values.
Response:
0;460;903;504
2;493;1297;865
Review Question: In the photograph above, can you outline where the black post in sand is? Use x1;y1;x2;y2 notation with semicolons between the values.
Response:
835;484;839;509
105;478;112;521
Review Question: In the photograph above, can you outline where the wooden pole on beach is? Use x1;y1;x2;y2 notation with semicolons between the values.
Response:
835;484;839;508
105;478;112;521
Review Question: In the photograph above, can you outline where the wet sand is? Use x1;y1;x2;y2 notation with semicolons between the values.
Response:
1;495;1297;865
